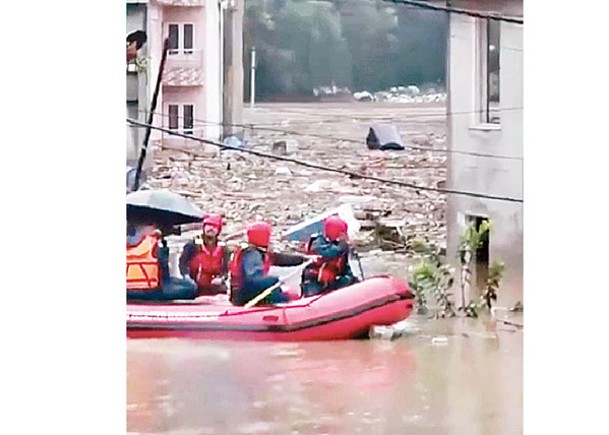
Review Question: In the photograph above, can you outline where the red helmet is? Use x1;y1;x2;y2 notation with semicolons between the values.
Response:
202;214;223;233
247;221;272;248
323;215;348;241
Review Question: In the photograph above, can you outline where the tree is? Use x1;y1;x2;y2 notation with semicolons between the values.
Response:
243;0;449;99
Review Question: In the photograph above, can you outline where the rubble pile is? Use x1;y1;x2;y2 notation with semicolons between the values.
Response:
311;84;447;104
146;104;448;253
354;85;447;104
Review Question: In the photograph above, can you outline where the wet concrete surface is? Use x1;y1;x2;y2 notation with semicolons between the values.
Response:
127;314;522;435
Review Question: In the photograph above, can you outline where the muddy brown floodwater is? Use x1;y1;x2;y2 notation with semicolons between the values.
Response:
127;313;522;435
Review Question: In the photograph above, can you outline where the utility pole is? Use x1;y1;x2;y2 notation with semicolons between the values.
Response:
222;0;244;139
250;46;256;109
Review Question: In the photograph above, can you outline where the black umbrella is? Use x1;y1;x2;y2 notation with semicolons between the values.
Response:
126;189;204;226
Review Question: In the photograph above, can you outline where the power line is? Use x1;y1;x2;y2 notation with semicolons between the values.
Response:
134;108;523;161
381;0;524;25
127;117;523;204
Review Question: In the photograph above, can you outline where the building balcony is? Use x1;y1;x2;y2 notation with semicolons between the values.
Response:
163;50;204;86
166;49;203;69
156;127;208;149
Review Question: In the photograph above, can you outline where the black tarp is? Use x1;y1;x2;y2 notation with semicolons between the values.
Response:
366;124;405;151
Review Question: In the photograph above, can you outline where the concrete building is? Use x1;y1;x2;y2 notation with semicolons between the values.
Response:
445;0;523;306
127;0;243;170
126;1;150;170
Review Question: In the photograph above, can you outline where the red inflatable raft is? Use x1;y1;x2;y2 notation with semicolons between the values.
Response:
127;276;414;341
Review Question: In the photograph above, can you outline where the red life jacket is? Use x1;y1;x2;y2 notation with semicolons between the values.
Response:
305;234;347;285
189;236;225;288
229;245;272;298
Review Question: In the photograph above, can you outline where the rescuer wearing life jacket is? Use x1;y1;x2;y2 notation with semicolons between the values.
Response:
127;221;198;301
300;215;358;297
229;221;308;306
179;213;230;296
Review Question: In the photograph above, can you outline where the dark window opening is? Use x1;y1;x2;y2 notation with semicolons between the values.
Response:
168;105;179;130
184;24;194;54
183;104;194;135
468;215;490;296
480;19;501;124
168;24;179;54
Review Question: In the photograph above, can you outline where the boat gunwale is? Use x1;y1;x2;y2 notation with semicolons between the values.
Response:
127;291;414;333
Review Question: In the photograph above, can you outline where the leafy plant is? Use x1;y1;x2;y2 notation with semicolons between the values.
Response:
407;225;505;320
432;263;457;318
458;221;490;307
483;260;504;309
462;260;505;318
408;260;432;314
408;254;456;318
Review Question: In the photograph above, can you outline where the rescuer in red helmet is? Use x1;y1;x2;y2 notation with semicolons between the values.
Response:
300;215;359;297
229;221;308;306
179;214;230;296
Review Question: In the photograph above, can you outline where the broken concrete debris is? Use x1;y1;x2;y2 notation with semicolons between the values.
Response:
146;104;447;255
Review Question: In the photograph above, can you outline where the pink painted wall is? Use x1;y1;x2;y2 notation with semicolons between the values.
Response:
162;87;207;145
159;5;208;145
162;6;206;55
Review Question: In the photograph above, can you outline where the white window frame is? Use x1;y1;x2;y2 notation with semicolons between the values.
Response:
475;18;501;127
166;22;195;55
166;103;195;135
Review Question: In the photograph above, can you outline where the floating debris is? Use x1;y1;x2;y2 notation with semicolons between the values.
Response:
431;336;448;345
146;104;447;254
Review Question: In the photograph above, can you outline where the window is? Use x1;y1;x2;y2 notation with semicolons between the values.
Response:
168;24;179;52
168;105;179;130
479;19;501;124
183;24;193;54
183;104;194;135
167;104;194;135
167;23;194;55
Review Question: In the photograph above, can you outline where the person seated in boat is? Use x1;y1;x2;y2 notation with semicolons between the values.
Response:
300;215;359;297
229;221;308;306
179;213;230;296
127;220;198;301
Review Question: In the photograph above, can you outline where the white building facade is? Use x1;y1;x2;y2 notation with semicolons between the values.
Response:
445;0;524;306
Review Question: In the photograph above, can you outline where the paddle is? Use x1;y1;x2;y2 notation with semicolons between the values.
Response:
350;248;365;280
244;259;314;308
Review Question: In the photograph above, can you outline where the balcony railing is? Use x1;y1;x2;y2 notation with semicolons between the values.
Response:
159;127;212;149
165;49;203;69
155;0;203;7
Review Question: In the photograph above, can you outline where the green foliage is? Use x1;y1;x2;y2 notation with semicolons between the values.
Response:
407;221;507;320
244;0;447;98
407;241;456;318
461;260;505;317
483;260;505;309
459;221;491;260
408;260;431;314
458;220;491;307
